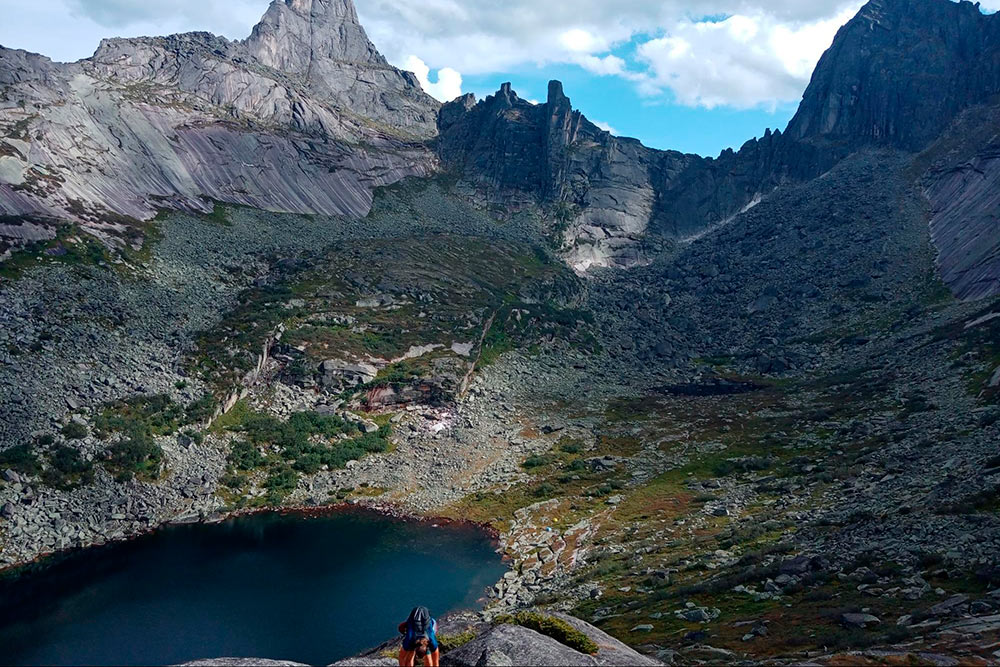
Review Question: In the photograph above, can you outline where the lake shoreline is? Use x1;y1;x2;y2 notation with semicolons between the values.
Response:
0;508;509;666
0;498;504;581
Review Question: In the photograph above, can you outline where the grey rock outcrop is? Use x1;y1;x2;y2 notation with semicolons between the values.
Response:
786;0;1000;153
550;612;661;665
0;0;436;245
435;0;1000;297
243;0;438;134
180;660;308;667
437;80;694;271
439;624;596;666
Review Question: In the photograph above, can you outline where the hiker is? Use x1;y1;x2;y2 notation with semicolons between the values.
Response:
398;605;440;666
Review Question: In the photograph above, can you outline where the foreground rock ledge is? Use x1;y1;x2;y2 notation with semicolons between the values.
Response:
180;611;662;667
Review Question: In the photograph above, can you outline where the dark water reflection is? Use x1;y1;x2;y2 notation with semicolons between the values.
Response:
0;509;506;666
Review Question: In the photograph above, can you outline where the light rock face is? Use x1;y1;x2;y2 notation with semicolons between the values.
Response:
243;0;438;133
437;81;692;272
919;102;1000;300
439;624;597;666
924;141;1000;300
0;0;437;244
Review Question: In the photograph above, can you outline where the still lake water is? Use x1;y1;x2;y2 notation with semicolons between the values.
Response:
0;509;507;666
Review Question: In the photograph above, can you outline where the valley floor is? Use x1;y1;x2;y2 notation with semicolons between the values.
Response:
1;160;1000;663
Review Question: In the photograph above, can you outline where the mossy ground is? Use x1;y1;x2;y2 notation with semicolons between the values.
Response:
446;348;999;659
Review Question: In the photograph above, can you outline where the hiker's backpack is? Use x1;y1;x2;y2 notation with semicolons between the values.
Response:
406;606;432;639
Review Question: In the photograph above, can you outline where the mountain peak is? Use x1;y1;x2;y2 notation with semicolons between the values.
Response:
244;0;387;74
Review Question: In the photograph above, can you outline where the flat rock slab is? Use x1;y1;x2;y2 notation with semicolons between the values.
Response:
440;624;596;666
550;612;661;666
180;659;309;667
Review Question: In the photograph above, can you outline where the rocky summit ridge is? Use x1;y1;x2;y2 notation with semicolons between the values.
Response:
0;0;437;242
4;0;1000;297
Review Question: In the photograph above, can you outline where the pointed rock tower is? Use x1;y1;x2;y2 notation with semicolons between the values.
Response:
243;0;439;136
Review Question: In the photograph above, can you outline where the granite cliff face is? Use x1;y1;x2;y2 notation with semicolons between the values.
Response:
0;0;437;249
437;80;677;271
436;0;1000;293
787;0;1000;152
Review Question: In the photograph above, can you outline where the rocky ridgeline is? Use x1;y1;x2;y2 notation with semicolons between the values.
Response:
436;0;1000;298
0;0;436;242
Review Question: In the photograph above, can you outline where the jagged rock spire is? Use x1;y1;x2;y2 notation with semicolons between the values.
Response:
244;0;387;74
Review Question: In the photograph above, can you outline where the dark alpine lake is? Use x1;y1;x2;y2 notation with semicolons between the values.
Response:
0;508;507;666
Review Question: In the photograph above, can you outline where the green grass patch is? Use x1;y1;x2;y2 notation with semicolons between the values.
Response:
0;444;42;476
42;445;95;490
494;612;599;655
106;432;163;482
61;422;88;440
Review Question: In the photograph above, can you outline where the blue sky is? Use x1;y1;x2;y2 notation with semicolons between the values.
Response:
460;63;800;157
1;0;994;157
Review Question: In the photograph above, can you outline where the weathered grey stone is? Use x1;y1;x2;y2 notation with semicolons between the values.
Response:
440;624;595;666
0;0;436;235
841;613;881;629
327;658;396;666
179;659;308;666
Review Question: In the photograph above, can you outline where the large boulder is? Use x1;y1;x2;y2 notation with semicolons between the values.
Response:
319;359;378;389
550;612;661;666
440;624;596;666
180;659;308;666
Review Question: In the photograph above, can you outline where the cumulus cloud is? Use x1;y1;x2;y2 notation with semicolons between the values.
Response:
400;55;463;102
635;4;862;109
592;120;619;135
1;0;977;111
359;0;868;110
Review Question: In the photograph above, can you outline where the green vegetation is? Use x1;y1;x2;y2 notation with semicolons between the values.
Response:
42;445;95;490
228;440;266;471
95;394;188;438
61;422;88;440
263;466;298;504
215;406;394;507
436;630;478;652
0;444;42;476
90;393;216;482
106;432;163;482
494;612;599;655
0;222;110;282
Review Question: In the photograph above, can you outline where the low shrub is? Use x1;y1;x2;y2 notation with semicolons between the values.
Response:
0;444;41;476
522;454;553;469
61;422;88;440
42;445;94;490
436;630;477;652
228;440;266;471
494;612;599;655
106;433;163;482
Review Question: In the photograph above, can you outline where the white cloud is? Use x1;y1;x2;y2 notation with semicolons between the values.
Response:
560;29;601;53
358;0;868;110
0;0;968;111
592;120;619;135
400;55;463;102
634;4;863;109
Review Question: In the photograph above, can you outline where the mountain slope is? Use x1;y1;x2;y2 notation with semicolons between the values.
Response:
436;0;1000;297
0;0;437;253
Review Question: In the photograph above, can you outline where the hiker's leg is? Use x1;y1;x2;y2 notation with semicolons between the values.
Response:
425;649;440;667
398;648;416;666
